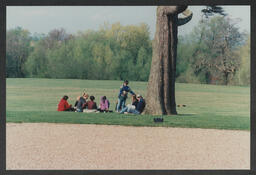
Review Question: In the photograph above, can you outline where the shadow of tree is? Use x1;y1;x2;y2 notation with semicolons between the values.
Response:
177;113;196;117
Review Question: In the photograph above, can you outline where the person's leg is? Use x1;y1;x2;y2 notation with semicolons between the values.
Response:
118;99;125;111
70;107;75;111
77;108;82;112
116;98;121;112
65;108;75;112
127;108;140;115
127;108;134;113
100;109;104;113
117;98;125;112
133;110;140;115
122;98;126;109
120;106;128;114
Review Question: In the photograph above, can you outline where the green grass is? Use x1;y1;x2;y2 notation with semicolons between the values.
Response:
6;78;250;130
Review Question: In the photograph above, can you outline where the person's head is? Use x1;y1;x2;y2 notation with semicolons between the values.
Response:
90;96;95;101
63;95;69;101
136;94;142;100
83;93;89;99
123;80;129;86
131;95;137;102
101;96;106;102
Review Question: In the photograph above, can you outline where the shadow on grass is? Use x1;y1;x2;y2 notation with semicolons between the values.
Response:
177;113;197;117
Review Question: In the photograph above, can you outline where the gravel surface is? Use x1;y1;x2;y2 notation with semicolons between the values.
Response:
7;123;250;169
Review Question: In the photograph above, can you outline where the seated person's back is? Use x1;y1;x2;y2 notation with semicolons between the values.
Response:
85;96;97;110
58;95;72;111
76;95;88;112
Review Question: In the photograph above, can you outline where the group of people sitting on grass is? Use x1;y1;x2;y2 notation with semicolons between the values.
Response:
57;80;146;115
57;94;112;113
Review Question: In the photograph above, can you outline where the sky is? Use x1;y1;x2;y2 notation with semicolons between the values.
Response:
7;6;250;38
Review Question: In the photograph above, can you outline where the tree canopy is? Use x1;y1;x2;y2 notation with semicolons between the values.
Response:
6;16;250;86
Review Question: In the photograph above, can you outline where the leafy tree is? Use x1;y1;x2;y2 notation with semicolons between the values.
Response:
176;35;191;77
6;27;32;77
201;6;227;18
24;28;74;78
25;40;49;78
31;32;46;42
234;35;250;86
176;35;200;83
10;24;152;81
44;28;73;49
135;47;152;81
191;16;245;85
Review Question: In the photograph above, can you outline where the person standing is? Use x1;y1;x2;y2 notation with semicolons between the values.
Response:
116;80;135;112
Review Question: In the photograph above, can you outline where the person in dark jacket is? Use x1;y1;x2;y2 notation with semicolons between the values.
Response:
116;80;135;112
135;94;145;113
122;94;145;115
75;93;88;112
57;95;74;111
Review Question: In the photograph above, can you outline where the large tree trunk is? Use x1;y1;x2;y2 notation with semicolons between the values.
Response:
144;6;188;115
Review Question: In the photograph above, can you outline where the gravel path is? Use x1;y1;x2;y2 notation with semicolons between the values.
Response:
7;123;250;169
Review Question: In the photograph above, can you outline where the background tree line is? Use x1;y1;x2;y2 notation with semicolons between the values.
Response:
6;16;250;86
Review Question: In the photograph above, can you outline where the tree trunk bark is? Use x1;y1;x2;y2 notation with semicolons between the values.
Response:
144;7;180;115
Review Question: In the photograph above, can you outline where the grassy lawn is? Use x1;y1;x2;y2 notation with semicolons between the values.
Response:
6;78;250;130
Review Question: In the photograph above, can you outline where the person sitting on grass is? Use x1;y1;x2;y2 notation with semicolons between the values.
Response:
75;93;89;112
116;80;135;112
120;94;138;114
74;93;87;108
57;95;75;111
99;96;112;113
120;94;145;115
83;96;98;113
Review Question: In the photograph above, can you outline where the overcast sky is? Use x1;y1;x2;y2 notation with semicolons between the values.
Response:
7;6;250;38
